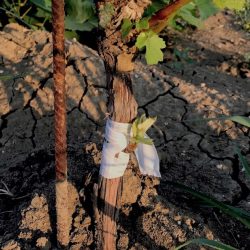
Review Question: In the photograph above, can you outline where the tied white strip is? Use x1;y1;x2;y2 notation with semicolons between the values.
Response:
100;119;161;179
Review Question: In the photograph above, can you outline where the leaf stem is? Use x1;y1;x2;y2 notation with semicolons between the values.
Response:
149;0;193;33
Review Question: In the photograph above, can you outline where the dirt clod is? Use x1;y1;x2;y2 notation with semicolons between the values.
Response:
1;240;21;250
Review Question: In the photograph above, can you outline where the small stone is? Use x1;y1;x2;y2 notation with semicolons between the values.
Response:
117;233;129;249
36;237;51;250
205;228;214;240
230;67;238;77
31;194;46;209
220;62;230;72
185;218;195;230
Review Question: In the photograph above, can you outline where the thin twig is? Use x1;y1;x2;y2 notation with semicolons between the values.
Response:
213;211;240;247
0;181;14;197
0;210;13;214
11;193;31;200
0;7;33;29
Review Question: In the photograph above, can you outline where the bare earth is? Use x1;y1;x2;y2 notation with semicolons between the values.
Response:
0;12;250;250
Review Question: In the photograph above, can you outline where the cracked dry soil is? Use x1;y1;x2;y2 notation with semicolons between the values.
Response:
0;12;250;250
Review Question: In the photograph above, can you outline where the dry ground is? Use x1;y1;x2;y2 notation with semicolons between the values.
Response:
0;11;250;250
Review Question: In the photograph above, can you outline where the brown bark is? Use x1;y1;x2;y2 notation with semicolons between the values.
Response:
96;1;152;249
97;59;138;250
52;0;67;182
52;0;69;247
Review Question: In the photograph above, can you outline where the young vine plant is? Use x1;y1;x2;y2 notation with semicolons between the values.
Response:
98;0;247;65
1;0;247;59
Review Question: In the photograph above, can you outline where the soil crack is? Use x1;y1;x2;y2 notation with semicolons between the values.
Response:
29;107;37;148
139;86;175;109
0;109;18;143
23;72;53;110
231;156;250;205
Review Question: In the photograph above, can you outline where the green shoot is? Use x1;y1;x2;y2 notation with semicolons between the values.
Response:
130;114;156;145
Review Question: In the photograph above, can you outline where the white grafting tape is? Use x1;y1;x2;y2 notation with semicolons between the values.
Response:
100;119;161;179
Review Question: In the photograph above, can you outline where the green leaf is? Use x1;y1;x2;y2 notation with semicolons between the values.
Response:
175;238;238;250
0;75;14;81
99;2;115;28
227;116;250;128
213;0;246;11
195;0;218;20
235;147;250;180
168;17;184;30
65;30;79;40
139;113;147;124
30;0;52;13
136;31;166;65
136;32;148;49
23;15;44;29
177;3;203;28
64;0;97;31
132;118;139;137
136;136;153;145
121;19;133;39
136;17;149;31
35;8;51;19
65;0;95;23
0;74;23;81
164;180;250;228
65;15;98;31
32;0;51;19
138;116;157;133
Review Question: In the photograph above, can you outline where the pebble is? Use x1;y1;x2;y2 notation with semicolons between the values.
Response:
230;67;238;77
